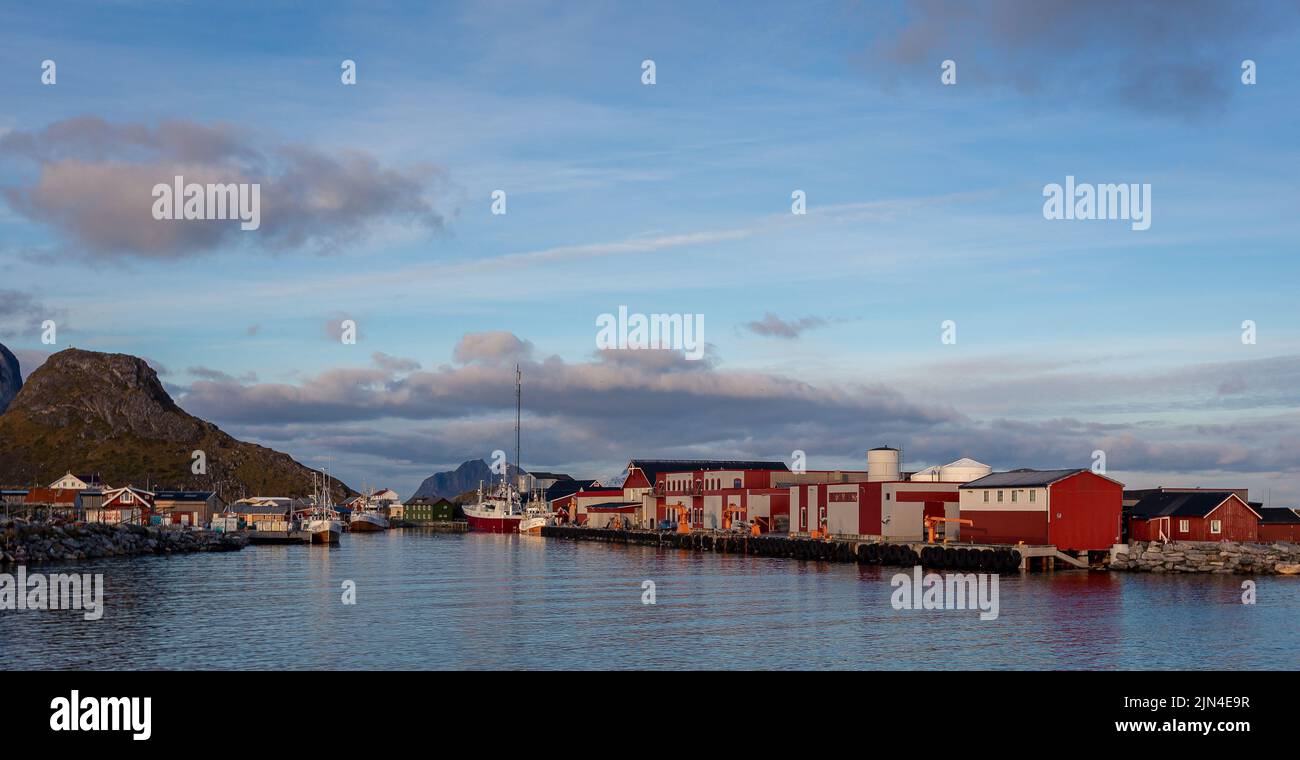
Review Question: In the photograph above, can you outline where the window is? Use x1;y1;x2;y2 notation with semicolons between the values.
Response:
885;492;891;501
983;491;989;503
997;491;1004;503
1011;491;1018;503
1029;491;1036;503
1210;519;1222;535
800;506;807;531
1178;519;1190;533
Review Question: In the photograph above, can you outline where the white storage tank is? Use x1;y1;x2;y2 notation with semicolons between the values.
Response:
938;458;991;484
867;446;901;482
910;465;942;482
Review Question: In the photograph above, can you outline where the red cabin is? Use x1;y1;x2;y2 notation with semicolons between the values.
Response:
1128;491;1260;543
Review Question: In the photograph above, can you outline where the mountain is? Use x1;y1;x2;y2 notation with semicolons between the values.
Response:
0;348;353;501
408;459;526;502
0;342;21;415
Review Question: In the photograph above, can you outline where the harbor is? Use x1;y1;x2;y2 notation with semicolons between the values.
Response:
2;528;1297;671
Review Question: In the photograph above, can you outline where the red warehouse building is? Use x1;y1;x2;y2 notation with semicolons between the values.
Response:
958;469;1123;552
1128;491;1260;543
789;481;963;541
1258;507;1300;543
624;459;789;530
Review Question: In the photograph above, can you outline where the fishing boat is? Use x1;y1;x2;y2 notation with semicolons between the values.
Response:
464;365;550;533
348;488;391;532
349;509;389;532
303;470;343;544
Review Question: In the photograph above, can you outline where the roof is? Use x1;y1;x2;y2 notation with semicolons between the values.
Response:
24;488;79;504
228;503;291;515
544;479;599;501
960;469;1091;489
1130;491;1258;519
1258;507;1300;525
628;459;789;482
527;472;572;481
408;496;454;505
584;501;640;512
153;491;215;500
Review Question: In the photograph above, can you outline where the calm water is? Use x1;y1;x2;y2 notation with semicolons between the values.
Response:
2;530;1297;670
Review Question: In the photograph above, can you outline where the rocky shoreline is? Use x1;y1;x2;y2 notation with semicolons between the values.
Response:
1;519;248;565
1110;539;1300;575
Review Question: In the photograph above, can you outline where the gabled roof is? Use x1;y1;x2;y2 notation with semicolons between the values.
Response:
628;459;789;482
1258;507;1300;525
544;478;599;501
959;469;1091;488
24;488;79;504
153;491;215;500
1130;491;1259;519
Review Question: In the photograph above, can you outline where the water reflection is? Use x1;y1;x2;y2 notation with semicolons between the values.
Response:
1;531;1295;670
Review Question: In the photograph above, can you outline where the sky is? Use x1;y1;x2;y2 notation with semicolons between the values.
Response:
2;0;1299;503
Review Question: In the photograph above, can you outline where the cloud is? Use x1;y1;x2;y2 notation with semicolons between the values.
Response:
743;312;826;339
453;331;535;365
371;352;421;373
187;366;256;384
0;289;66;338
172;333;1300;498
867;0;1298;118
0;117;453;259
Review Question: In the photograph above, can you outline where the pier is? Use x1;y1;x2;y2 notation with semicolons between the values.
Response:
246;530;312;544
540;525;1091;572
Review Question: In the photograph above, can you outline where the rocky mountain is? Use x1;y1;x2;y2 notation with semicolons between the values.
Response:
408;459;526;502
0;342;21;415
0;348;352;501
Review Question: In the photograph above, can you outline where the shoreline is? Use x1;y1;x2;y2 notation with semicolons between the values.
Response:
1;519;247;565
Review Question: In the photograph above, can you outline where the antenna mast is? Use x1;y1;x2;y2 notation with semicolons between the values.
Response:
515;364;522;491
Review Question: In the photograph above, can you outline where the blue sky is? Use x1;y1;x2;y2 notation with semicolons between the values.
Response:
2;1;1299;502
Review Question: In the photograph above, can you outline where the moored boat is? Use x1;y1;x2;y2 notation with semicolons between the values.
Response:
349;510;388;532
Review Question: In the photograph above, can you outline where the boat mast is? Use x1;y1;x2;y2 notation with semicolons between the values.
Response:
515;364;521;500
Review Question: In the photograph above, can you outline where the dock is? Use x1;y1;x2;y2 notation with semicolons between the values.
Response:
540;525;1092;571
247;530;313;544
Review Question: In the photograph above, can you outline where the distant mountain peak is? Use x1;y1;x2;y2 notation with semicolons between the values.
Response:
0;347;352;500
0;341;21;415
408;458;527;502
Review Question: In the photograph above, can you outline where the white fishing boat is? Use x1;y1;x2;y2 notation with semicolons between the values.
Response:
346;487;392;532
349;509;389;532
303;470;342;544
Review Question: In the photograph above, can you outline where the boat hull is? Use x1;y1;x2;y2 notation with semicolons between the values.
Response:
465;512;523;533
349;513;389;532
305;519;342;544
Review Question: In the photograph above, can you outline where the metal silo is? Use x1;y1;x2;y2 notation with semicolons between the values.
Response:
867;446;901;482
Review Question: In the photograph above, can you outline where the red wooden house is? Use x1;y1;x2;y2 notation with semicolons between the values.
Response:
90;485;155;525
1256;507;1300;543
1128;491;1260;543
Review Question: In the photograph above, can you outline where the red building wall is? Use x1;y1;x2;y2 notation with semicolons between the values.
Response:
1259;523;1300;542
1048;471;1123;551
